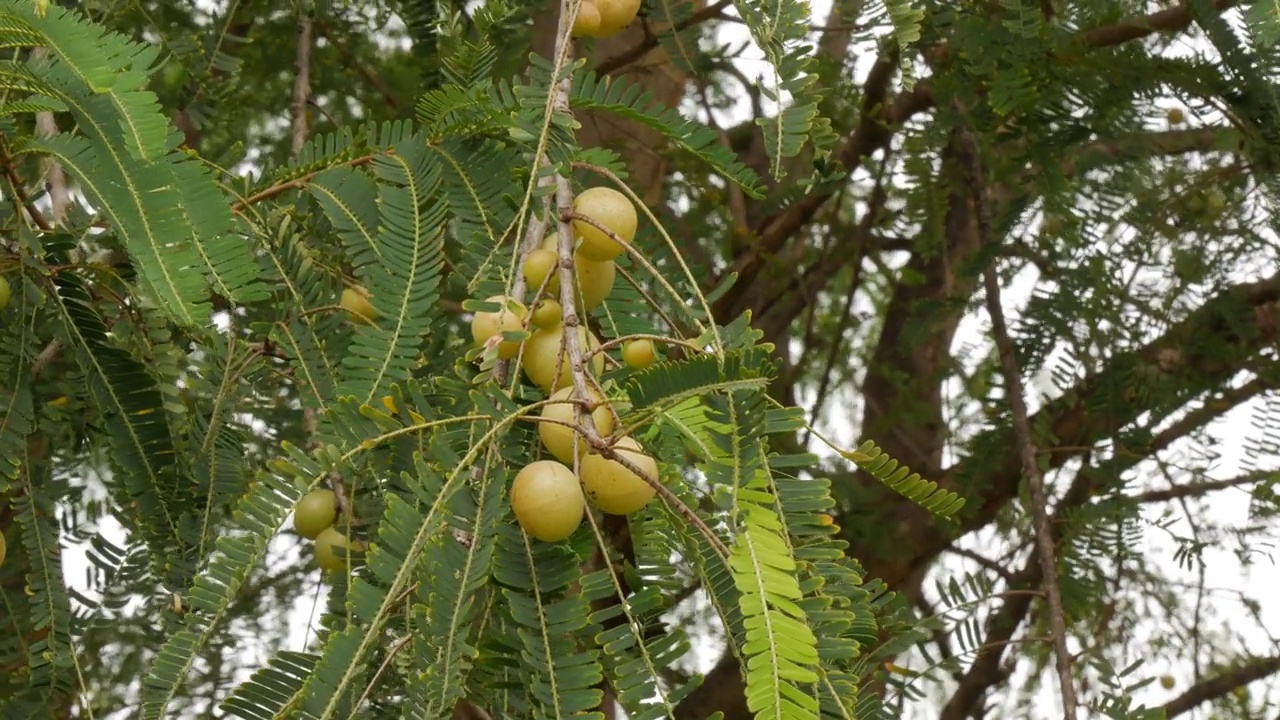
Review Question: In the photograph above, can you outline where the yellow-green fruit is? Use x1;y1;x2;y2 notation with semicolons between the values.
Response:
574;257;616;310
622;339;658;369
0;275;10;312
573;187;637;262
341;286;376;325
539;386;615;464
294;489;337;539
523;325;605;393
510;460;585;542
314;527;351;572
523;248;559;295
532;298;563;329
1166;107;1185;125
572;1;602;37
579;436;658;515
1159;675;1176;690
471;295;528;360
595;0;642;35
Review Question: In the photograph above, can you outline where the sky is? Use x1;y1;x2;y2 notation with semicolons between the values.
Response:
48;1;1280;718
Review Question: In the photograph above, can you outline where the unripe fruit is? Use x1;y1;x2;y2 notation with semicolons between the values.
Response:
523;248;559;294
532;298;563;329
471;295;528;360
1159;675;1176;690
595;0;641;35
0;275;10;311
510;460;585;542
294;489;338;539
579;436;658;515
314;527;351;572
573;187;637;262
1166;107;1185;125
341;286;376;325
523;325;605;393
539;386;615;464
572;1;602;37
622;339;658;369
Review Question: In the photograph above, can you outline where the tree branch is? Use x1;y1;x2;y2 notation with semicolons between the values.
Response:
1162;654;1280;718
289;7;314;160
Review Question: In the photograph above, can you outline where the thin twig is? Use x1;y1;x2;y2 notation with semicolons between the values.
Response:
955;124;1078;718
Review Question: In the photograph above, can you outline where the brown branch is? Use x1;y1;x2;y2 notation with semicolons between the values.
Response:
595;0;733;75
229;155;375;215
1131;471;1275;505
1078;0;1240;47
290;9;314;160
1161;654;1280;718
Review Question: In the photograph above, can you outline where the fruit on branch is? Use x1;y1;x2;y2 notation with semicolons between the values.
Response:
471;295;529;360
579;436;657;515
341;286;377;325
0;275;10;311
523;248;559;294
532;298;563;329
1166;107;1185;125
594;0;642;36
314;527;352;572
510;460;585;542
294;489;338;539
523;324;605;393
539;386;615;464
1160;675;1176;690
622;339;658;369
572;186;637;262
571;1;601;37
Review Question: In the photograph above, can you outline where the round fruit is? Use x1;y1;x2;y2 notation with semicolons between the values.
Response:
572;187;637;262
579;436;658;515
572;1;601;37
1166;107;1185;125
1205;188;1226;215
595;0;642;35
523;324;605;393
341;286;376;325
1159;675;1176;690
294;489;337;539
471;295;528;360
314;527;351;572
574;256;616;311
622;339;658;369
510;460;585;542
539;386;615;464
532;298;563;329
523;248;559;294
0;275;10;311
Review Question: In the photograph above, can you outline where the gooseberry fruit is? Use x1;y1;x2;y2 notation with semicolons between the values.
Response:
1205;188;1226;215
471;295;528;360
572;1;602;37
314;527;351;572
294;489;337;539
539;386;615;464
510;460;585;542
532;298;563;329
0;275;10;311
574;256;616;311
1166;107;1185;125
579;436;658;515
1159;675;1176;690
523;324;605;393
573;187;637;262
622;339;658;369
523;248;559;294
595;0;642;35
341;286;376;325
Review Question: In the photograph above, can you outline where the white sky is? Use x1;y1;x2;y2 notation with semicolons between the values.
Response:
53;2;1280;718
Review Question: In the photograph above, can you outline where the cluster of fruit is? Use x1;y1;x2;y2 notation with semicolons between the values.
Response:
469;186;663;543
570;0;641;39
292;489;353;572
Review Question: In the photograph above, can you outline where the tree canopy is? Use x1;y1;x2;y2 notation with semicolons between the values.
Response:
1;0;1279;718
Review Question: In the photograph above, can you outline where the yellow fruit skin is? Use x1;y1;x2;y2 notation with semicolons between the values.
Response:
575;257;616;311
341;287;377;325
511;460;585;542
594;0;641;35
532;299;563;329
1166;107;1185;125
0;276;10;312
523;248;559;294
540;386;615;464
572;1;601;37
523;325;605;393
471;296;528;360
314;527;351;572
294;489;338;539
573;187;637;262
622;339;658;369
579;436;658;515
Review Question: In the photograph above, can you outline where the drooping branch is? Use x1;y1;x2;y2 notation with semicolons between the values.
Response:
1161;654;1280;718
